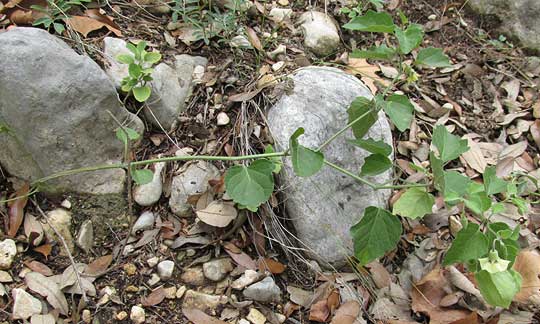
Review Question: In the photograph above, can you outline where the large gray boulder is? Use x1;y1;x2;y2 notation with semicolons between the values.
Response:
0;28;143;195
468;0;540;52
267;67;393;265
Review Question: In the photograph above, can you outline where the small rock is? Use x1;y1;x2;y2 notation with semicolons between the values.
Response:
0;239;17;270
132;211;155;234
216;112;230;126
147;256;159;268
231;35;252;48
277;0;289;5
0;283;6;296
268;44;286;60
148;273;161;286
299;11;340;57
43;208;74;255
81;309;92;323
428;14;437;20
0;271;12;283
76;220;93;253
272;61;285;71
247;308;266;324
130;305;145;324
181;266;205;285
125;285;139;293
232;270;264;289
12;288;42;320
169;161;220;216
269;8;292;23
164;286;177;299
176;285;187;299
116;311;128;321
239;319;251;324
182;290;227;311
60;199;72;209
203;258;234;282
215;278;229;295
221;308;240;321
243;277;281;303
157;260;175;280
275;313;286;323
133;162;165;206
123;263;137;276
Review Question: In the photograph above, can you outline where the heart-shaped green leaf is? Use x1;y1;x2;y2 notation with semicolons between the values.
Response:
350;44;396;60
382;94;414;132
133;85;151;102
393;187;435;219
395;23;424;54
132;169;153;185
415;47;452;68
225;159;274;208
347;97;378;139
475;269;522;308
432;125;469;162
350;207;402;265
360;154;392;176
343;10;395;33
290;128;324;177
348;138;392;156
443;222;489;266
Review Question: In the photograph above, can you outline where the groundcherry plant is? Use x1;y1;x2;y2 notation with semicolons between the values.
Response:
12;9;533;309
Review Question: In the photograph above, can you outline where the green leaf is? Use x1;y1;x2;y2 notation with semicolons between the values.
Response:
510;197;528;215
415;47;452;68
464;190;492;215
225;159;275;208
443;222;489;266
348;138;392;156
432;125;469;162
347;97;378;139
128;63;142;78
360;154;392;176
350;207;402;265
483;166;507;195
475;269;522;308
343;10;395;33
144;52;162;64
350;45;396;60
443;171;471;198
117;54;134;64
393;188;435;219
131;169;153;185
264;145;282;174
115;127;140;145
126;42;138;55
132;86;151;102
289;128;324;177
53;23;65;34
394;23;424;54
382;94;414;132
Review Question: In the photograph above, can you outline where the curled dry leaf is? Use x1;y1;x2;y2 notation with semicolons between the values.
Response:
513;250;540;304
411;268;472;323
65;9;122;37
24;213;44;246
7;182;30;237
309;299;330;322
366;261;391;289
196;200;237;228
224;243;257;270
25;272;69;315
246;27;262;51
460;136;487;173
182;307;228;324
330;301;360;324
33;243;52;259
141;286;165;306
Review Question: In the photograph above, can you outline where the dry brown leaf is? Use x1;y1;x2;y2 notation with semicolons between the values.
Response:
228;88;263;102
411;268;472;323
345;58;389;93
499;141;528;160
309;299;330;322
449;312;479;324
25;272;69;315
327;289;340;313
224;243;257;270
257;257;286;274
460;136;487;173
65;14;121;37
287;286;314;308
366;261;391;289
530;120;540;150
33;243;52;259
182;307;228;324
330;301;360;324
7;183;29;237
141;287;165;306
133;228;160;248
30;313;56;324
196;200;237;228
513;250;540;304
85;254;112;276
24;213;44;246
24;260;53;277
246;27;262;51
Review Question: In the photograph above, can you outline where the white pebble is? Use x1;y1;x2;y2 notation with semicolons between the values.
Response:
217;112;230;126
130;305;145;324
157;260;175;280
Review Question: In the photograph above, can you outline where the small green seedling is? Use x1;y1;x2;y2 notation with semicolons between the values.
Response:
31;0;90;34
116;41;162;102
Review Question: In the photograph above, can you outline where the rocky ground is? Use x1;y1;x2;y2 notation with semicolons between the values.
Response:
1;0;540;323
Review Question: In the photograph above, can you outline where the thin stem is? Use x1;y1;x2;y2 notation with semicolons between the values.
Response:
317;109;374;151
323;160;427;190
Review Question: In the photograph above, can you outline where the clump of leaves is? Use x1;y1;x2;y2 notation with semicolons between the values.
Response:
31;0;90;34
340;0;384;18
116;41;162;102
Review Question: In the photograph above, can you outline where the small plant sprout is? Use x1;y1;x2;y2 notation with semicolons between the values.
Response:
116;41;162;102
31;0;91;34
